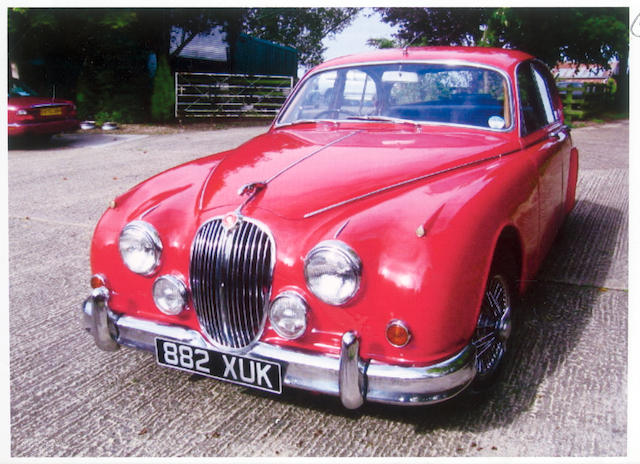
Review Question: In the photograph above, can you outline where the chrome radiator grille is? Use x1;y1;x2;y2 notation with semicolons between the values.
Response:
189;217;274;349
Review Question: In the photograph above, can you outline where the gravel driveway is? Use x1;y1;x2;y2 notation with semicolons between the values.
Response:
8;121;629;458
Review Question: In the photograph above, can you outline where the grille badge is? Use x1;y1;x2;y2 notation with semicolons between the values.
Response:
222;212;240;232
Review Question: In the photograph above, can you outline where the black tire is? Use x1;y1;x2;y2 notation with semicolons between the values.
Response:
470;256;517;390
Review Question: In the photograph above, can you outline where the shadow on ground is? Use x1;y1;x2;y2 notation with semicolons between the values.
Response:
241;199;625;434
9;132;141;150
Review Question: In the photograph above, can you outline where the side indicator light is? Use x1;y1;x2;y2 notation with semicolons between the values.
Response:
386;320;411;348
90;274;107;289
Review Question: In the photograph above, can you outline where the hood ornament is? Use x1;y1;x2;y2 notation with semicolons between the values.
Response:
235;181;267;217
235;132;361;215
238;181;267;197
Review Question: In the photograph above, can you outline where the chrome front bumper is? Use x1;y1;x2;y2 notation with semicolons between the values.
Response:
82;287;476;409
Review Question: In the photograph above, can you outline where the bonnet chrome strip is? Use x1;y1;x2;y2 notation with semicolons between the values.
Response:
303;149;520;218
236;130;362;215
266;130;362;184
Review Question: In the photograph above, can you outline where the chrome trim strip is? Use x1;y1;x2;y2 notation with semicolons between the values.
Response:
235;130;362;215
265;131;362;185
81;291;477;407
333;219;351;239
275;58;516;133
197;161;224;212
303;152;505;218
31;103;67;108
139;204;160;220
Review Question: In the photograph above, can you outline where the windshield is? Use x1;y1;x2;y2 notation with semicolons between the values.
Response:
9;79;38;98
278;63;512;130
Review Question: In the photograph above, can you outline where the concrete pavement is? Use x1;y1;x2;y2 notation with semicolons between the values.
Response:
8;121;629;457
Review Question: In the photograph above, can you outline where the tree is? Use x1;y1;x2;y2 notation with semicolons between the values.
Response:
375;7;629;110
242;8;359;67
8;9;140;98
366;38;399;49
8;7;360;122
8;8;244;121
375;8;493;48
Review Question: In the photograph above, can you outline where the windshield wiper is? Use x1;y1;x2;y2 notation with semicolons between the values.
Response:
276;119;339;128
346;115;421;127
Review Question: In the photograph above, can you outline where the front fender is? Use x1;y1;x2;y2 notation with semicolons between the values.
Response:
332;151;537;365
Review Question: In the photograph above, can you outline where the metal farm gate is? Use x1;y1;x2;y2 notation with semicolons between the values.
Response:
175;72;294;118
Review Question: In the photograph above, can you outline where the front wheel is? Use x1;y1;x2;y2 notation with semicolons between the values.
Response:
471;273;513;388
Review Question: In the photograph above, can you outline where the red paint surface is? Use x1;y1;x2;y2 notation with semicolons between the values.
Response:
90;48;579;366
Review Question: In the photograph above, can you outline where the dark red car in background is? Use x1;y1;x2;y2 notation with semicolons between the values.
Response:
8;79;79;140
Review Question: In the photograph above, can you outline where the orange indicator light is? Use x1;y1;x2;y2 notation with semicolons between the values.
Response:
386;320;411;347
90;274;106;289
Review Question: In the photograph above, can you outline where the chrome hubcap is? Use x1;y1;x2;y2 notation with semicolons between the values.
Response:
473;274;512;379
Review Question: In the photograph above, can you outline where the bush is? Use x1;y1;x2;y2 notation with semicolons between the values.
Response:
150;55;174;122
75;48;151;123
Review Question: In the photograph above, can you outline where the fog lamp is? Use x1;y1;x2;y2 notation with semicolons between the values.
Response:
386;320;411;347
153;275;187;315
269;291;308;339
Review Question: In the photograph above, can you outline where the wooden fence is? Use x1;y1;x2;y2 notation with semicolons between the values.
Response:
557;81;615;121
175;72;294;119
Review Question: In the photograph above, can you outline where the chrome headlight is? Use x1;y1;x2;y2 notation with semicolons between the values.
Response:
269;291;309;339
304;240;362;305
153;275;187;315
119;221;162;275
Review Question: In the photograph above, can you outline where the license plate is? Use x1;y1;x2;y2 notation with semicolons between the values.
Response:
155;338;282;394
40;107;63;116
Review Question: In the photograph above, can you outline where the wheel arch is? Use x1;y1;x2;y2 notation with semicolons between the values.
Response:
489;224;525;297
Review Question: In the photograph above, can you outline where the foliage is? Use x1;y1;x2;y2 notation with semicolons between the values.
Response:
150;55;175;122
374;7;629;110
366;38;399;49
8;7;359;122
9;8;149;121
484;8;628;69
130;8;359;69
375;8;494;48
375;8;627;68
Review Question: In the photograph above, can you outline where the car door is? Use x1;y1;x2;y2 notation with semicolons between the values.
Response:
517;60;571;268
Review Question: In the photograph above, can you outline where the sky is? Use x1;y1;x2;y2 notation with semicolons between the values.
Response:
322;9;399;62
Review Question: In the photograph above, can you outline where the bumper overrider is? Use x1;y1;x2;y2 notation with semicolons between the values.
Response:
82;287;477;409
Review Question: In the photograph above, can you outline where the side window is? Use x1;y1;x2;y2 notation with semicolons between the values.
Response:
534;63;562;123
532;66;557;124
517;62;549;135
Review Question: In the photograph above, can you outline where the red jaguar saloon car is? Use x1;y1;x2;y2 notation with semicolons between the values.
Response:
82;47;578;409
8;79;79;139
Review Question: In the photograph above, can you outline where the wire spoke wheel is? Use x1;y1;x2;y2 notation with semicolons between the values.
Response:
472;274;512;384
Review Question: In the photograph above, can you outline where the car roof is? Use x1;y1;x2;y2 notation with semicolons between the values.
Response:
313;46;533;72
